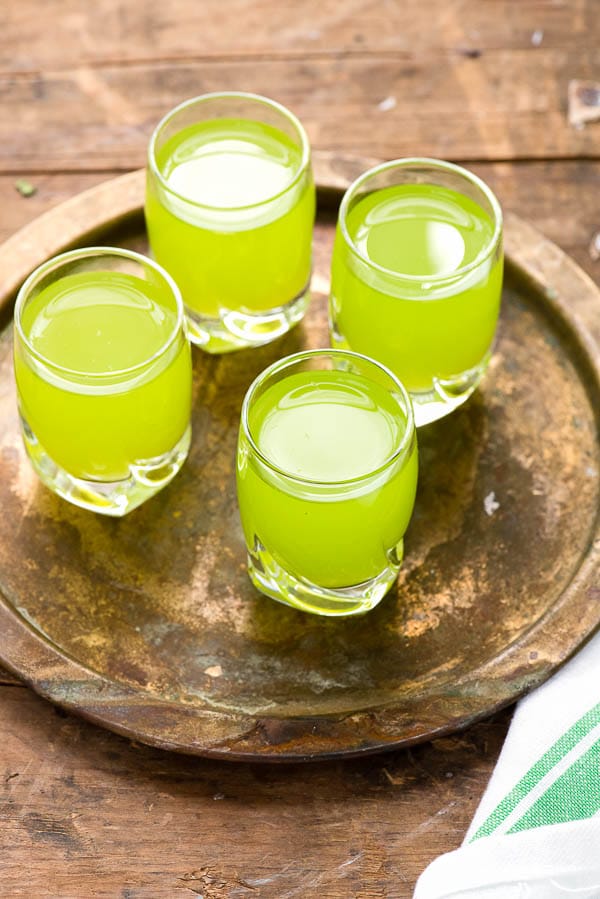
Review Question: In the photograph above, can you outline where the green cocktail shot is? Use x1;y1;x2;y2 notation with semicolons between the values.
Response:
237;350;418;617
330;159;503;426
14;248;192;516
146;92;315;353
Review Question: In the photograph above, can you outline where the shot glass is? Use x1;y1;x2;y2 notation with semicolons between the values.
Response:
237;349;418;617
146;92;316;353
14;247;192;516
330;158;503;426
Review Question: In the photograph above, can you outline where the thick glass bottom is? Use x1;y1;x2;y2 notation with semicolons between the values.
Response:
412;350;492;427
20;417;191;517
329;324;491;427
247;538;403;617
184;281;311;353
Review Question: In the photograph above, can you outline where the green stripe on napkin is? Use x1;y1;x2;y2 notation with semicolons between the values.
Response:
471;702;600;841
508;739;600;832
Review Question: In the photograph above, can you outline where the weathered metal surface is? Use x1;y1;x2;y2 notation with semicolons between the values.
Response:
0;154;598;760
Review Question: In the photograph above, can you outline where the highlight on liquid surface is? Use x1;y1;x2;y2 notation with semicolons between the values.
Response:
349;183;494;278
250;370;404;482
330;182;503;393
159;119;300;210
15;271;192;481
22;271;177;372
146;118;315;317
237;368;418;589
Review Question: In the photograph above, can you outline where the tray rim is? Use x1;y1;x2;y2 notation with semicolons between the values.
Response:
0;151;598;761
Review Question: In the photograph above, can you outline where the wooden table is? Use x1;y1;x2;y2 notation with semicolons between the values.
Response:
1;3;598;895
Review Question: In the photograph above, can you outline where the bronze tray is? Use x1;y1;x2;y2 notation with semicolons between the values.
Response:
0;153;598;761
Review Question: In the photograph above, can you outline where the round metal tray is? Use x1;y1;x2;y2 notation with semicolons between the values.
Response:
0;153;598;760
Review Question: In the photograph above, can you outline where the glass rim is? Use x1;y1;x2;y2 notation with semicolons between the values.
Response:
241;348;415;487
338;157;503;285
147;91;312;213
14;246;185;381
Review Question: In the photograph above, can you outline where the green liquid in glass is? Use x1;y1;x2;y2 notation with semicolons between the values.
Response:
146;118;315;316
15;271;192;481
237;369;418;589
331;183;503;392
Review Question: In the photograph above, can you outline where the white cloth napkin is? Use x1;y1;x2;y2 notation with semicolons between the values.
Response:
413;629;600;898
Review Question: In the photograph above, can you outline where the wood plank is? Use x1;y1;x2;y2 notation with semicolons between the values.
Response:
0;685;510;897
2;161;599;279
2;51;600;172
0;174;116;245
3;0;599;71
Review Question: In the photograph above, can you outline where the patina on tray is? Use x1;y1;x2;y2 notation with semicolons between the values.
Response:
0;153;598;761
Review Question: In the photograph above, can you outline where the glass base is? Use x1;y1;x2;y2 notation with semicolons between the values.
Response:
247;538;403;617
329;325;491;427
411;350;492;427
184;281;311;353
20;417;191;517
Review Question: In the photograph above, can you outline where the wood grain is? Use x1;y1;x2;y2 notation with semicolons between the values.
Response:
2;50;600;172
0;174;113;245
3;0;599;70
0;686;510;898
